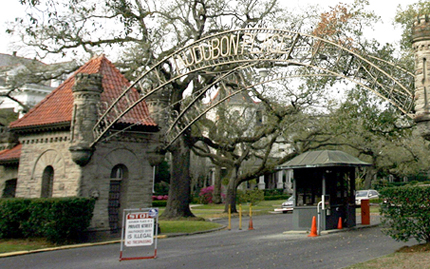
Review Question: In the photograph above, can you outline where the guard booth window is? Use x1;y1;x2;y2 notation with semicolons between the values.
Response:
295;169;322;206
326;169;354;205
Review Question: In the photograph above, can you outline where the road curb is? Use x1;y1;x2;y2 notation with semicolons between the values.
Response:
0;225;227;258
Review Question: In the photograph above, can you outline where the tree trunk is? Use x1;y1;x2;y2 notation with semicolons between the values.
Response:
212;166;222;204
160;137;195;219
364;167;376;189
224;168;239;213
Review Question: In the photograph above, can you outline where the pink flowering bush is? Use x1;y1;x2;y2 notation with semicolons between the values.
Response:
198;186;225;204
199;186;214;204
152;195;168;200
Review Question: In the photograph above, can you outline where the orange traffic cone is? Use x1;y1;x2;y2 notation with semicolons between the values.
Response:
308;216;318;237
337;217;343;229
248;216;254;230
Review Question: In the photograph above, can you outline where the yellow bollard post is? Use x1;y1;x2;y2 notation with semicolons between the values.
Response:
248;203;254;230
239;204;242;230
228;204;231;230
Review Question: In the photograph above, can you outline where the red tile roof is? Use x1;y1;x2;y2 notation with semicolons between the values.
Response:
10;55;156;130
0;144;21;164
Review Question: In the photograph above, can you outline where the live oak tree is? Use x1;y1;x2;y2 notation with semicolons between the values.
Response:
8;0;284;219
192;79;351;213
328;88;430;189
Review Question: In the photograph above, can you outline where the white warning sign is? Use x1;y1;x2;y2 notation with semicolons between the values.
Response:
124;213;154;247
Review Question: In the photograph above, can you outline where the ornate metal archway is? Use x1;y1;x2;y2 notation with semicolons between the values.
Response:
90;28;414;149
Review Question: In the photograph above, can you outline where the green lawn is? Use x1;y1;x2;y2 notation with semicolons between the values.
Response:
158;220;221;234
0;238;55;254
190;199;284;218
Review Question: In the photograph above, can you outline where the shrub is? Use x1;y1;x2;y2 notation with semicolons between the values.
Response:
198;186;226;204
39;198;95;244
237;190;264;205
199;186;214;204
263;189;284;196
0;197;95;244
0;198;31;238
152;200;167;207
380;186;430;243
152;195;168;200
264;195;290;201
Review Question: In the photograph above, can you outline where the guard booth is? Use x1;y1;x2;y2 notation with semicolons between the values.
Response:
277;150;371;231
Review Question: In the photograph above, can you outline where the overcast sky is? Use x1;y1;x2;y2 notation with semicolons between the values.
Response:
0;0;419;59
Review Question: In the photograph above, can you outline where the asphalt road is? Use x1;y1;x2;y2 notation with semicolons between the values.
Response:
1;213;417;269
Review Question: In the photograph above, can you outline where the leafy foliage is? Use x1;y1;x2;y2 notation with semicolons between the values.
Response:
380;186;430;243
395;1;430;51
199;185;215;204
0;198;95;244
236;189;264;205
198;185;225;204
263;189;284;196
0;199;31;238
327;88;430;188
152;200;168;207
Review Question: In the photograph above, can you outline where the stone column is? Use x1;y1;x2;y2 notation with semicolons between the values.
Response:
69;73;103;166
285;170;294;194
413;15;430;140
258;175;265;190
276;170;284;189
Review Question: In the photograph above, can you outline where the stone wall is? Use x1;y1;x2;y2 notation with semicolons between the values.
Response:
82;136;156;231
14;129;156;231
15;131;80;198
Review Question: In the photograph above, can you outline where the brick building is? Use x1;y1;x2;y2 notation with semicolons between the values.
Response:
0;55;160;235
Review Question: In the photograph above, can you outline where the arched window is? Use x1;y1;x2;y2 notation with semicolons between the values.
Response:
41;166;54;198
110;164;128;180
108;164;128;233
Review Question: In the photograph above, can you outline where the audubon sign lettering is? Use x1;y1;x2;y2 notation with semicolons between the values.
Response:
172;31;296;70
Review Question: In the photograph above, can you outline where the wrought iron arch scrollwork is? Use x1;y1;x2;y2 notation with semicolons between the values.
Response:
91;28;415;149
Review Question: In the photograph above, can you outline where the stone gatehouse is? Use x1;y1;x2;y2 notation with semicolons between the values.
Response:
0;55;160;234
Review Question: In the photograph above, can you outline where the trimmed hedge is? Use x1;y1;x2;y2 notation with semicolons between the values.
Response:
0;197;95;244
237;190;264;205
152;200;167;207
264;195;290;201
263;189;284;196
380;186;430;243
0;198;31;238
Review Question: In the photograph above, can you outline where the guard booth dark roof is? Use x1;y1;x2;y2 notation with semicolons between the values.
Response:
277;150;371;169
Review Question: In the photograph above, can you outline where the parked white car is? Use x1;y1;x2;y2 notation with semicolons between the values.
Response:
355;189;380;206
274;196;294;214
